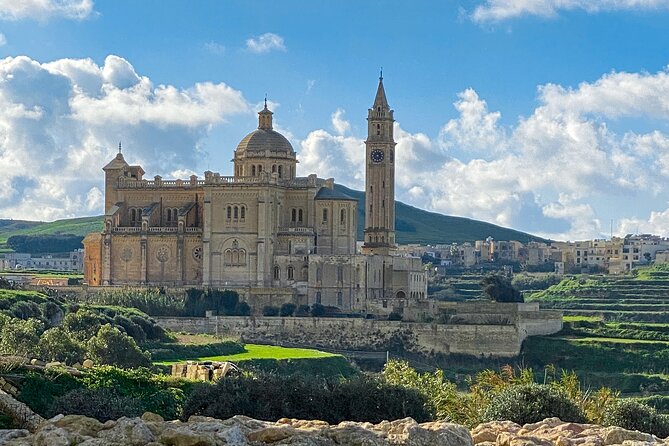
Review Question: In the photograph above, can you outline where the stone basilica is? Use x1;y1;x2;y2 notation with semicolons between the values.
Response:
84;77;427;315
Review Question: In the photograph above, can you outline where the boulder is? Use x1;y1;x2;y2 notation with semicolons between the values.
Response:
82;359;94;369
97;417;155;445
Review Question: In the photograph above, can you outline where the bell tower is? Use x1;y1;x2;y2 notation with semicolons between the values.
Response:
362;72;396;255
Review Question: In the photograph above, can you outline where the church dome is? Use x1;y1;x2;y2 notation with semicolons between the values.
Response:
235;102;295;156
235;128;295;155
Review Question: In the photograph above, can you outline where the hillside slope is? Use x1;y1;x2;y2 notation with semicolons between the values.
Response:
334;184;545;244
0;186;544;246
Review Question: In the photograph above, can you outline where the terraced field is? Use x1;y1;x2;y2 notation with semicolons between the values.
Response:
520;265;669;410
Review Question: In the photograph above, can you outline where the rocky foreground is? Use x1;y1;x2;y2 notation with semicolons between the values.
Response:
0;413;667;445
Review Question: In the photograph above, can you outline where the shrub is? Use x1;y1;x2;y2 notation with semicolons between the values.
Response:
387;312;403;321
52;387;143;421
262;306;279;317
182;373;429;424
481;274;523;303
310;303;326;317
603;400;669;438
236;301;251;316
482;383;586;425
112;314;146;343
38;327;85;365
382;360;461;421
86;324;151;369
63;309;108;342
295;304;310;317
279;303;297;317
0;317;44;357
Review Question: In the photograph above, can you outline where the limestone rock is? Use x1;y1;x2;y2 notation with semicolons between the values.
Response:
0;429;28;443
82;359;94;369
51;414;103;437
97;417;155;445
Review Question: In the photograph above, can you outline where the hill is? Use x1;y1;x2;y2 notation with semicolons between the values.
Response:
0;216;102;245
0;186;543;247
334;184;545;244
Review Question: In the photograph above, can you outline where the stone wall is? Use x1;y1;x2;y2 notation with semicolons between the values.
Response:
155;302;562;358
161;317;513;358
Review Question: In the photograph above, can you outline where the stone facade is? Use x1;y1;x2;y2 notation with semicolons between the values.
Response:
84;80;427;316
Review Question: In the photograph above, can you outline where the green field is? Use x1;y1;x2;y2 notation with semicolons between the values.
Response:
157;343;338;365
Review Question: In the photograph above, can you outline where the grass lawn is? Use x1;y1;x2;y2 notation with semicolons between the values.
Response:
156;343;338;365
563;315;601;322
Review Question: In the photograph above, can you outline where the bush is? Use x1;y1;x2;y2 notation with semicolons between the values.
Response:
38;327;85;365
262;306;279;317
387;312;403;321
63;309;108;342
481;274;523;303
279;303;297;317
603;400;669;438
295;304;310;317
86;324;151;368
182;373;429;424
236;301;251;316
482;383;586;425
0;317;44;357
310;303;326;317
52;387;143;421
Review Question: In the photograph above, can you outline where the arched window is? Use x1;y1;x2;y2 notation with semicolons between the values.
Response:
337;266;343;281
273;266;280;280
258;165;262;173
234;206;239;219
278;165;283;178
272;164;276;173
322;208;328;222
377;123;381;135
240;206;245;220
340;209;346;225
227;206;232;219
287;266;294;280
316;267;322;281
337;292;343;306
291;209;297;222
252;165;256;176
298;209;303;223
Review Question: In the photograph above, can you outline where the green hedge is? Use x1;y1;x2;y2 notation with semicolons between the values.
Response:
147;340;245;361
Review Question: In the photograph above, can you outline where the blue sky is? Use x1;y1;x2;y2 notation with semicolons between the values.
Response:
2;0;669;241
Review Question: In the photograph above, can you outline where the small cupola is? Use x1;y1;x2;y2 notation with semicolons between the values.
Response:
258;98;273;130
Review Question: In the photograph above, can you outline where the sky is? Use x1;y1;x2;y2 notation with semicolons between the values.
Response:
2;1;669;241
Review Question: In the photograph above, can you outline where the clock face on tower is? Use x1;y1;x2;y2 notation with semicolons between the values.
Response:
371;149;384;163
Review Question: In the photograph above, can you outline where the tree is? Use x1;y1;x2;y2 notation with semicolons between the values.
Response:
310;303;326;317
63;309;107;342
38;327;85;364
86;324;151;368
279;303;297;317
0;318;43;357
235;301;251;316
480;273;523;303
262;306;279;317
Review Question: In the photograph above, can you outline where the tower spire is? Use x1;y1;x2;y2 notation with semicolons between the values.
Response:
373;73;389;110
118;141;122;153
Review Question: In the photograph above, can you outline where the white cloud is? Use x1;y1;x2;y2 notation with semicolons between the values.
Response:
472;0;669;22
245;33;286;54
0;0;94;21
298;64;669;240
204;41;225;55
0;33;6;47
331;109;350;135
0;54;250;220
